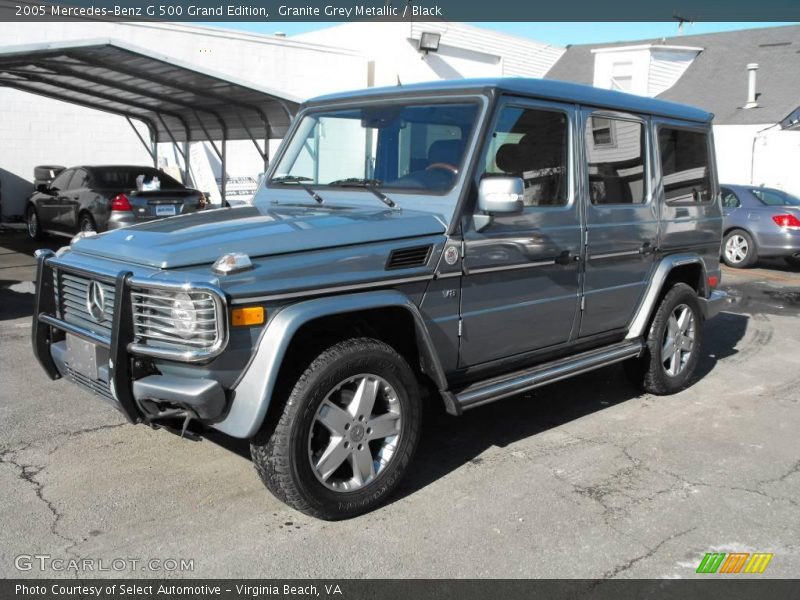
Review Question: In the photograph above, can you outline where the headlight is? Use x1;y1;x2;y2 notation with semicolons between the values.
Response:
170;292;197;337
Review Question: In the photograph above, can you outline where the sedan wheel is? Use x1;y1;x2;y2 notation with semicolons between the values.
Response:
722;229;757;268
26;206;43;240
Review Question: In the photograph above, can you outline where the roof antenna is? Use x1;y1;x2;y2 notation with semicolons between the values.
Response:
672;12;692;35
397;75;402;86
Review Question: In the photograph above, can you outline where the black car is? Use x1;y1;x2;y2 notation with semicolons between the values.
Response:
26;165;206;239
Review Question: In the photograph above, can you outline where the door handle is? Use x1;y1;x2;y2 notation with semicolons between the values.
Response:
554;250;580;266
639;242;655;255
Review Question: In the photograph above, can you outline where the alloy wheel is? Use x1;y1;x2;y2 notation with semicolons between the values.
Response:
725;234;749;264
662;304;696;377
27;210;38;238
308;373;402;492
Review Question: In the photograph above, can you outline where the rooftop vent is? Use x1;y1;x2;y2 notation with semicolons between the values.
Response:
744;63;759;109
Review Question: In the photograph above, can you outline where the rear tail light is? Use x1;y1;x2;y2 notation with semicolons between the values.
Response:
708;274;720;289
111;193;132;212
772;213;800;229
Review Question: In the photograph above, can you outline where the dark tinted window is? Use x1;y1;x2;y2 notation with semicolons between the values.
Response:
721;188;740;208
585;116;646;205
50;169;73;191
70;169;91;189
751;188;800;207
658;128;712;203
482;106;568;207
92;167;184;190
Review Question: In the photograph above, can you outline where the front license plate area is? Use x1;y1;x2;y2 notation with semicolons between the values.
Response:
66;334;100;380
155;204;177;216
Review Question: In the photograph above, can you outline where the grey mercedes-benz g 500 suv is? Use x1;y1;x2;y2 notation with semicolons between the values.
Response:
32;79;727;519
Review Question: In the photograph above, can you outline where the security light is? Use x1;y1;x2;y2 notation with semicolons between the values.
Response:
419;32;441;54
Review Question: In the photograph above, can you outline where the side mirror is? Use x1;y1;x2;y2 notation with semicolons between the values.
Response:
36;183;50;193
478;177;525;215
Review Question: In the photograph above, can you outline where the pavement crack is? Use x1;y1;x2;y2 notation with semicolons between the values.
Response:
600;526;697;579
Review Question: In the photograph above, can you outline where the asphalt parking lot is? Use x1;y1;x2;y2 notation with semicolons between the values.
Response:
1;227;798;579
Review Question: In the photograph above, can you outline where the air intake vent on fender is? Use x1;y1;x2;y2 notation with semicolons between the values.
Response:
386;245;433;270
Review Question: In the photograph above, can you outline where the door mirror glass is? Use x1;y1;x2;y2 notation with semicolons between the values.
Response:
477;177;525;215
36;183;50;193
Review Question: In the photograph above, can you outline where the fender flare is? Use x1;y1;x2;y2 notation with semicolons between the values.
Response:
625;253;708;340
213;289;448;438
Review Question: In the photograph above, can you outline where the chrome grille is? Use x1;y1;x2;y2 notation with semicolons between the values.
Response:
131;287;222;354
55;271;115;340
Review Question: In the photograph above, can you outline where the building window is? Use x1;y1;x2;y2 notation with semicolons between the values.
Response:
610;61;633;91
585;116;646;205
591;116;616;147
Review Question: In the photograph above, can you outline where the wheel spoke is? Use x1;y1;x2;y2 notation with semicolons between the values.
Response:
668;349;679;376
662;336;675;359
314;437;349;481
347;376;379;420
676;307;691;333
350;446;375;485
367;413;401;440
316;400;350;436
680;334;694;351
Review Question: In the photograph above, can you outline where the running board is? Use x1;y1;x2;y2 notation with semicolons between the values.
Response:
453;339;644;412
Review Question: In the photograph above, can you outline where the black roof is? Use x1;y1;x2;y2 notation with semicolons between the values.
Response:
546;25;800;126
307;77;712;123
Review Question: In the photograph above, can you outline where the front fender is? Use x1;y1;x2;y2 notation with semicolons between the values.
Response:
213;290;447;438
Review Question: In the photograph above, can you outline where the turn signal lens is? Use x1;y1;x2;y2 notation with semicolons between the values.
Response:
111;193;132;212
231;306;265;327
772;213;800;229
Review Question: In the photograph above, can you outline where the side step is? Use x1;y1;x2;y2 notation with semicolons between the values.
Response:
453;339;644;412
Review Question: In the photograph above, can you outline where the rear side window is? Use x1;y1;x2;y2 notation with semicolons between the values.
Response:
50;169;73;191
751;188;800;207
721;188;740;208
585;116;646;205
482;106;568;207
658;127;712;203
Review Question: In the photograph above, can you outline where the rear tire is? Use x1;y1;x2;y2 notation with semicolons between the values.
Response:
625;283;704;395
722;229;757;268
26;205;44;240
250;337;422;520
785;256;800;269
78;212;96;234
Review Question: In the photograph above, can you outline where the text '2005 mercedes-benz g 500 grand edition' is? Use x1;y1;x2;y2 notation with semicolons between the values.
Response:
32;79;727;519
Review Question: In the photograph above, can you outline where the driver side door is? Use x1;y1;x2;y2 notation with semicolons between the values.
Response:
458;99;582;367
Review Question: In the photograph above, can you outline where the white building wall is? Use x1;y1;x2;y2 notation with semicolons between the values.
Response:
713;124;800;196
648;50;699;96
592;45;700;97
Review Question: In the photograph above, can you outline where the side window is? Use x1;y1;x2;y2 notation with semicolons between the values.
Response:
482;106;568;207
751;188;787;206
585;115;646;205
721;188;740;208
50;169;73;191
70;169;91;190
658;127;712;203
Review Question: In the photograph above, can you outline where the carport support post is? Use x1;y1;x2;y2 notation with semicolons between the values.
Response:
220;135;227;206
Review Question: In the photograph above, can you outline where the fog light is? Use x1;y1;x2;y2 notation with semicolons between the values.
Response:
231;306;265;327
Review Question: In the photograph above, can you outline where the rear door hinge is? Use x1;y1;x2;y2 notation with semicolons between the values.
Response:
457;318;463;337
580;296;585;311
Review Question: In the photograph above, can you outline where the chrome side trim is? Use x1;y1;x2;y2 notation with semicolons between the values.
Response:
456;340;643;410
625;253;707;339
229;274;434;305
39;314;111;348
127;277;229;363
465;260;555;276
588;249;641;260
216;290;448;438
434;271;462;280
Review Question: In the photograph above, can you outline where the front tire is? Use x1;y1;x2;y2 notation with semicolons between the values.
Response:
723;229;757;268
250;337;422;520
625;283;704;395
78;212;97;234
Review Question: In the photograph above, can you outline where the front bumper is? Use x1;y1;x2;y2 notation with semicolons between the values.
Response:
31;251;227;425
699;290;729;320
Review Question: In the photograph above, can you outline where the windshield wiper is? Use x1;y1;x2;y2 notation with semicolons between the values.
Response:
327;178;396;208
271;175;324;205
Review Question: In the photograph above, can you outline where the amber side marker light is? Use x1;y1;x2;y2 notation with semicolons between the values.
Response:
231;306;265;327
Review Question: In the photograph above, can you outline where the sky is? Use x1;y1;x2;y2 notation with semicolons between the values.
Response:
211;21;797;46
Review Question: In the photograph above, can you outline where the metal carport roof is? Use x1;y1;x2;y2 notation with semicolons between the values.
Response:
0;38;302;195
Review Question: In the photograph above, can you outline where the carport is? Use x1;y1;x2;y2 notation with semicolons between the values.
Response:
0;38;301;199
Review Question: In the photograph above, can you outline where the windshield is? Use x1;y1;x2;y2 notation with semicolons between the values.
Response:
751;188;800;207
270;102;480;193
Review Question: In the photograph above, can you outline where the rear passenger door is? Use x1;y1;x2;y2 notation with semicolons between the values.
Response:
579;109;658;338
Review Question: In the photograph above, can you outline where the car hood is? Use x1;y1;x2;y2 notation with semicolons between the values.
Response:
70;204;447;269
